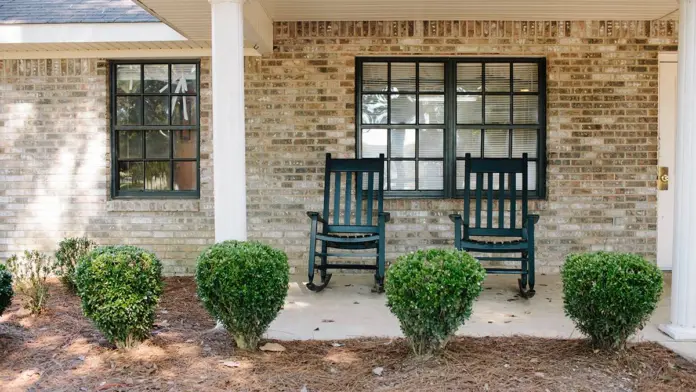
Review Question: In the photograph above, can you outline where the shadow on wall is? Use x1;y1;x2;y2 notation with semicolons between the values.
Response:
0;59;107;260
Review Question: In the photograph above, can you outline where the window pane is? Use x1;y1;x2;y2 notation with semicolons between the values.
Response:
144;64;168;94
419;63;444;92
513;95;539;124
145;161;171;191
391;63;416;92
485;96;510;124
116;64;140;94
390;129;415;158
390;161;415;190
174;161;197;191
485;63;510;92
361;129;387;158
484;129;510;158
512;129;538;158
172;96;197;125
118;131;142;159
119;162;144;190
145;130;170;159
419;95;444;124
456;161;477;190
513;63;538;92
515;162;537;191
390;94;416;124
144;96;169;125
457;63;482;93
116;96;142;125
362;62;388;92
419;161;443;190
419;129;444;158
172;64;198;94
362;94;388;124
174;130;198;159
456;129;482;158
457;95;482;124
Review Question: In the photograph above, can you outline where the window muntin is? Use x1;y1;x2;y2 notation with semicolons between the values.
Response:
111;61;200;198
356;57;546;198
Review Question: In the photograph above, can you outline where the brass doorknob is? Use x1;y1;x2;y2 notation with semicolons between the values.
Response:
657;167;669;191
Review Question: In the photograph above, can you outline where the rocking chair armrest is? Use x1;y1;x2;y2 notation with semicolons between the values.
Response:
306;211;327;224
449;214;462;223
523;214;540;228
378;212;391;223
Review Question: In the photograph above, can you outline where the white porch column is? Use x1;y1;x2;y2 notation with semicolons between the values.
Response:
660;0;696;340
210;0;247;242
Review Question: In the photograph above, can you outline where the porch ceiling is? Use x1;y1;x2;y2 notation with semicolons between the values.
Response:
136;0;678;41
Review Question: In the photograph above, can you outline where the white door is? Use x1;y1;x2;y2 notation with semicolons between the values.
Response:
657;54;678;270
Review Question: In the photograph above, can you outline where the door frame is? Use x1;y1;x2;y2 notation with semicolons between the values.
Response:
657;52;678;270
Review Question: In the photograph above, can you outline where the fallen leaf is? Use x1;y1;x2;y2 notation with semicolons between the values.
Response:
260;343;286;352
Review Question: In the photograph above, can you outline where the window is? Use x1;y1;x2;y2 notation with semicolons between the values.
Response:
356;57;546;198
110;60;200;198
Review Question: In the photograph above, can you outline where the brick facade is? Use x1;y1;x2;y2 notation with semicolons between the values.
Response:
245;20;678;274
0;20;680;275
0;58;214;274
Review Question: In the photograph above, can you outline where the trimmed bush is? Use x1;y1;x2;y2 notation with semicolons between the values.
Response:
0;263;13;316
385;249;486;355
55;237;95;293
562;251;663;350
6;251;53;315
196;241;289;350
75;246;163;348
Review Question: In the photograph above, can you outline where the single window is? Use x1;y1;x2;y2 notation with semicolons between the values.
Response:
111;61;200;198
356;57;546;198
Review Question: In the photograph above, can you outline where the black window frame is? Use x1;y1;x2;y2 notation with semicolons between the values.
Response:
110;59;201;199
355;56;547;199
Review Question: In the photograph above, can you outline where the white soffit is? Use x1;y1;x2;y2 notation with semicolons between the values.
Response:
0;23;186;44
260;0;679;21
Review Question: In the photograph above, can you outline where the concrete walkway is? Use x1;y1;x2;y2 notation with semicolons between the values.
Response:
266;274;696;361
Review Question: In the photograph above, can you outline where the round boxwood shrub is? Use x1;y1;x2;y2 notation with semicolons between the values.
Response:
385;249;486;355
0;263;13;316
75;245;163;348
196;241;289;350
562;251;663;350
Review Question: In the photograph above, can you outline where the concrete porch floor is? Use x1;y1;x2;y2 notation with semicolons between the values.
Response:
266;273;696;361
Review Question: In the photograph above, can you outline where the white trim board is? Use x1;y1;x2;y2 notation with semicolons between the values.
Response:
0;23;186;44
0;48;264;60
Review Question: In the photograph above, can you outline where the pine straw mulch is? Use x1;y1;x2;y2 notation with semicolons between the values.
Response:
0;278;695;392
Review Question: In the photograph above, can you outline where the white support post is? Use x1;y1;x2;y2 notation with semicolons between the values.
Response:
660;0;696;340
210;0;247;242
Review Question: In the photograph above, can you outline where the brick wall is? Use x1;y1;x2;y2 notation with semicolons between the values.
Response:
244;20;678;274
0;58;214;274
0;20;680;275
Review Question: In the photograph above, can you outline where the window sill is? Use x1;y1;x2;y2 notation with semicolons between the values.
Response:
106;199;200;212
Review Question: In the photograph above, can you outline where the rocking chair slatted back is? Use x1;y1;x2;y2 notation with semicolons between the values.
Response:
463;153;529;237
322;153;385;229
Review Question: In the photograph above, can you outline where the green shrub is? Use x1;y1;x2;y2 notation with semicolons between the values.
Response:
75;246;163;348
6;251;53;315
562;251;663;350
196;241;289;350
0;264;13;316
55;237;95;293
386;249;486;355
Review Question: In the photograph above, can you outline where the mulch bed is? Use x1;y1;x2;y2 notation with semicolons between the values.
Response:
1;278;695;392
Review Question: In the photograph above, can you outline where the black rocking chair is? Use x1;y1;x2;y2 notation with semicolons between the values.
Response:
450;153;539;298
306;153;390;293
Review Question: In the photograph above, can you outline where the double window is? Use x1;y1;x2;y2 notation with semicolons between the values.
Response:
356;57;546;198
110;60;200;198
